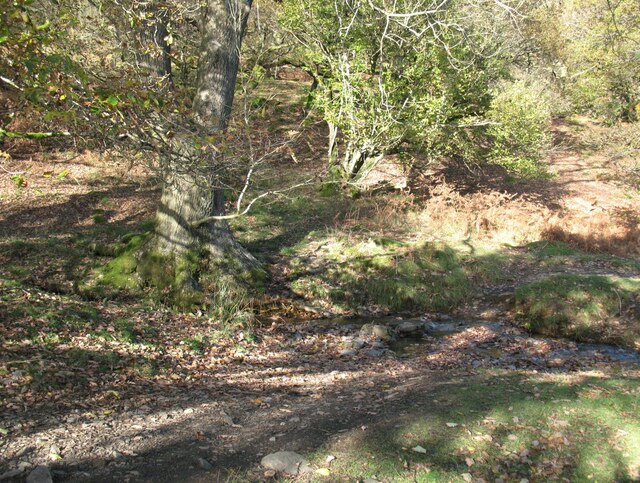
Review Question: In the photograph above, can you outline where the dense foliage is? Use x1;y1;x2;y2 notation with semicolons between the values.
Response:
2;0;638;187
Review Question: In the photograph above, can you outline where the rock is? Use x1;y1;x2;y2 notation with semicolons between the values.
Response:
346;338;366;350
261;451;311;475
367;349;385;357
370;341;385;349
372;325;392;340
359;323;373;336
0;469;24;480
425;321;457;335
26;466;53;483
397;320;424;335
15;446;35;458
339;349;357;357
198;457;213;470
360;324;392;340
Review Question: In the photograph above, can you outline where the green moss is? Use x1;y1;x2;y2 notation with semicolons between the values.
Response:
114;319;137;343
91;233;152;291
290;240;472;313
135;250;171;288
99;251;139;289
526;240;579;257
515;274;640;346
91;209;106;224
182;334;208;354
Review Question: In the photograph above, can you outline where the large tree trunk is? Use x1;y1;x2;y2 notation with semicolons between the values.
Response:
153;0;256;270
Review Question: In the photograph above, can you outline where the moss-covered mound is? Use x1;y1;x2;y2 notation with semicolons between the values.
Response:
515;274;640;348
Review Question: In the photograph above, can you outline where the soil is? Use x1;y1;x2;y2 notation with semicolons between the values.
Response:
1;316;638;482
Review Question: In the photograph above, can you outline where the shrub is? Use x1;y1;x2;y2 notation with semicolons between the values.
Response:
487;77;553;178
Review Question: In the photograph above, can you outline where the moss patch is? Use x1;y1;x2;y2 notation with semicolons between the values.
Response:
88;238;263;322
289;238;472;313
515;274;640;347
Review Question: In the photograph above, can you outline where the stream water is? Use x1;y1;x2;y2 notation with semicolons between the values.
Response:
316;315;640;365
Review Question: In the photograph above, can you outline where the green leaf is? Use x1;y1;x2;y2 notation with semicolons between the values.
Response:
36;20;51;31
104;95;119;107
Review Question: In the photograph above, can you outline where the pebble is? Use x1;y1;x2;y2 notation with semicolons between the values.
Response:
198;458;213;470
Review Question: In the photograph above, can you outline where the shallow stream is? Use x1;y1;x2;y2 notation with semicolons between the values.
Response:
316;315;640;365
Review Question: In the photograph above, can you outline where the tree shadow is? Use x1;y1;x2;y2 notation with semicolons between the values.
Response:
3;369;636;482
0;184;157;239
408;157;567;211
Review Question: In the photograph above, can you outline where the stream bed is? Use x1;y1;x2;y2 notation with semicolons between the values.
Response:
312;315;640;368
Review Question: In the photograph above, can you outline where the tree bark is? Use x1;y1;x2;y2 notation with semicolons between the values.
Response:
135;4;173;90
153;0;257;270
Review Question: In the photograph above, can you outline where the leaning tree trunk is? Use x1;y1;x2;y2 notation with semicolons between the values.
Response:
154;0;257;270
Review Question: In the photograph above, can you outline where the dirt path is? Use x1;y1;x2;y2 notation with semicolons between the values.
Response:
2;316;638;482
549;121;638;216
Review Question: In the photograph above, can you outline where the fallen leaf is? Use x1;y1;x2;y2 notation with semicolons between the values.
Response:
446;422;458;428
465;457;475;467
412;445;427;454
316;468;331;476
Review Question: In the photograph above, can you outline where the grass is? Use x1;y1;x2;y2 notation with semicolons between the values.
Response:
515;274;640;348
305;372;640;482
288;237;473;313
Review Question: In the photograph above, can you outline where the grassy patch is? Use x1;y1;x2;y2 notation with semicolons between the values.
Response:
307;372;640;482
515;274;640;348
288;237;473;313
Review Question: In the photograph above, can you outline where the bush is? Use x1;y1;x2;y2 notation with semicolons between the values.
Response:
487;77;553;178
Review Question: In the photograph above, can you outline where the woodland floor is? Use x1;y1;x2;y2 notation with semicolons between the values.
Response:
1;83;640;482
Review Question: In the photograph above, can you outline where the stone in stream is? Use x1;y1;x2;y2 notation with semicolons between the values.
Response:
339;349;357;357
367;348;385;357
396;320;425;335
261;451;311;475
425;321;458;335
346;338;367;350
360;324;392;340
26;466;53;483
